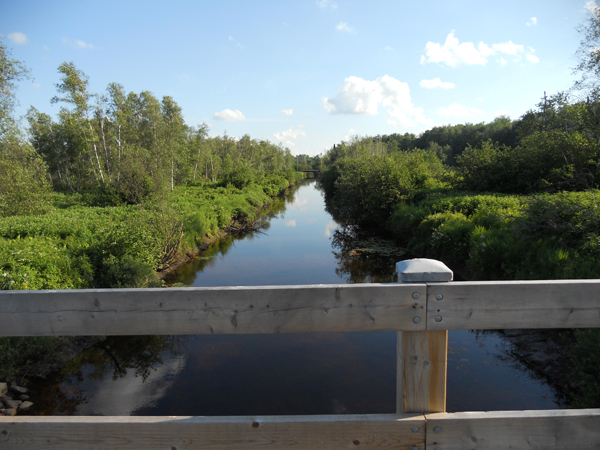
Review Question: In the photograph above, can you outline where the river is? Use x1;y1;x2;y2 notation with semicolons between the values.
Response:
26;180;562;416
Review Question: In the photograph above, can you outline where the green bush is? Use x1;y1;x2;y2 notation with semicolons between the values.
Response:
97;254;157;288
569;329;600;408
0;336;61;378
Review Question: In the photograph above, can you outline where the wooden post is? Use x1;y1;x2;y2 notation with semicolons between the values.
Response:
396;258;451;414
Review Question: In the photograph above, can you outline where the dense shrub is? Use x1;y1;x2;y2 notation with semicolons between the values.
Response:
457;133;599;193
324;150;446;227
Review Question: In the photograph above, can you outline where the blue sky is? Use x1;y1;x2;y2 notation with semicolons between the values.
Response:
0;0;592;156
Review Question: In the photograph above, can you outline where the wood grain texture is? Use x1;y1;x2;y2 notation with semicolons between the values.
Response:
425;409;600;450
0;414;426;450
400;330;447;414
427;280;600;330
0;284;427;336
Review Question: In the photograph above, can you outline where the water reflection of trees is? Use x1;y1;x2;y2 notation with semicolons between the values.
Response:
29;335;180;415
164;195;290;286
331;226;405;284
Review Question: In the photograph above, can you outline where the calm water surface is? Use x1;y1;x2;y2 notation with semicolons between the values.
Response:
29;180;561;415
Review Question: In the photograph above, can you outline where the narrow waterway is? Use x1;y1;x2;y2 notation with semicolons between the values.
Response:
27;180;562;416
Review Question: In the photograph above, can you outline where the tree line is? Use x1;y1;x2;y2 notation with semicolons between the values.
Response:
1;53;297;216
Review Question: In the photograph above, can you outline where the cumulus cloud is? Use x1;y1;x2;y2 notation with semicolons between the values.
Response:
8;32;28;45
274;125;307;147
285;220;297;227
62;38;96;49
527;17;538;26
322;75;433;128
336;22;355;33
421;31;538;67
437;103;484;118
281;109;293;116
419;78;455;89
421;32;487;67
213;109;246;121
526;54;540;63
316;0;337;8
493;41;524;55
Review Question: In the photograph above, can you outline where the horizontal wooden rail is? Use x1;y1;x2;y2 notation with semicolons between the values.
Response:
2;280;600;336
425;409;600;450
2;410;599;449
0;284;427;336
427;280;600;330
0;414;425;449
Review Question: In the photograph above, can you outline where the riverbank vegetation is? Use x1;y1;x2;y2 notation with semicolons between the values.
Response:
0;39;303;379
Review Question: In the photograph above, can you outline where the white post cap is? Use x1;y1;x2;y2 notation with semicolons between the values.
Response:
396;258;453;282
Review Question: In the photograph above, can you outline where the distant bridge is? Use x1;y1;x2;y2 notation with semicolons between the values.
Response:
299;169;320;177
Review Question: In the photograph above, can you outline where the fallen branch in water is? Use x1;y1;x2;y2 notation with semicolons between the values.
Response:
225;218;267;235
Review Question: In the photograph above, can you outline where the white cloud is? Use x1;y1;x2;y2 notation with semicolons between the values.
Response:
478;42;495;57
493;41;524;56
336;22;355;33
32;82;41;88
274;125;307;147
419;78;455;89
62;38;96;49
383;46;394;51
213;109;246;121
526;54;540;63
228;36;242;48
437;103;484;118
43;45;50;51
322;75;433;128
281;109;293;116
527;17;538;26
477;97;484;102
8;32;28;45
316;0;337;8
499;57;508;66
493;110;510;117
285;220;297;227
421;31;538;67
422;31;488;67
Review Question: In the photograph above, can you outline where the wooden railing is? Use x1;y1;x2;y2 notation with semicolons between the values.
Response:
1;259;599;449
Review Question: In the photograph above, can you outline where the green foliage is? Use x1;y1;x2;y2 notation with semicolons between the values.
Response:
457;132;599;193
410;212;474;264
0;139;52;217
380;115;518;165
323;150;446;227
0;336;61;378
569;329;600;408
0;37;30;137
96;255;157;288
